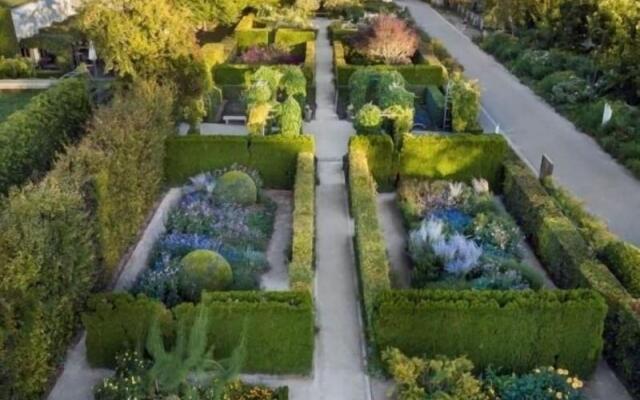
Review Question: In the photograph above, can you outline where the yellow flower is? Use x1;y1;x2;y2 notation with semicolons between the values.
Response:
557;368;569;376
556;392;563;399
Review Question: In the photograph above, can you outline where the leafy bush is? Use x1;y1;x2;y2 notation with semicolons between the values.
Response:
0;77;91;194
373;289;607;377
0;56;35;78
485;366;585;400
289;152;315;292
280;95;302;136
449;72;481;132
355;103;383;135
214;170;258;205
383;348;487;400
352;14;419;65
537;71;593;105
479;32;524;62
178;250;233;301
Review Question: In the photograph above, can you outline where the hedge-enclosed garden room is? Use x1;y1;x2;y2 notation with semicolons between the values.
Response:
2;0;640;399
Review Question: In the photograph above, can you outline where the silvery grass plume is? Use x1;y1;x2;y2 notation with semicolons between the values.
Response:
447;182;465;203
472;178;490;195
186;173;216;194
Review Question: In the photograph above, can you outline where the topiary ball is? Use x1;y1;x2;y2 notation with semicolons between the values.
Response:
214;171;258;205
178;250;233;301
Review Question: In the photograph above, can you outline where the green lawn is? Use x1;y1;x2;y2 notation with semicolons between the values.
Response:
0;90;41;121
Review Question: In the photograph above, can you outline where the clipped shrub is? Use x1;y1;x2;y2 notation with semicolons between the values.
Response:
0;77;91;194
373;289;607;377
214;170;258;205
280;66;307;99
280;95;302;136
355;103;383;135
178;250;233;300
599;241;640;298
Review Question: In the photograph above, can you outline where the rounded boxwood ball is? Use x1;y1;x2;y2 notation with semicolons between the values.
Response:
214;171;258;205
178;250;233;300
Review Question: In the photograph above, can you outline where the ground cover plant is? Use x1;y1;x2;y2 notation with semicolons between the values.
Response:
399;178;544;290
384;347;586;400
134;167;276;306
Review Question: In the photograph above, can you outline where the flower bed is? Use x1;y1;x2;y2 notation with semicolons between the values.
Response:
348;134;608;377
83;136;316;378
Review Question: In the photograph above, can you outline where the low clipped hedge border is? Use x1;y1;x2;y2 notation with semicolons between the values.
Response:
0;77;91;194
289;152;315;292
348;145;392;327
373;289;606;377
84;291;314;374
164;134;315;189
349;134;607;377
333;40;448;89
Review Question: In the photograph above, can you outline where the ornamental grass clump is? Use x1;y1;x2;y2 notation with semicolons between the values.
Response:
402;178;542;290
352;14;419;65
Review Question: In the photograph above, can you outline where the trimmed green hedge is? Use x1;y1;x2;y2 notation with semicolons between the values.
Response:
289;152;315;292
165;135;315;189
599;241;640;298
372;289;607;377
333;40;448;88
348;145;391;327
84;291;315;374
349;135;395;189
275;28;316;46
398;134;507;188
0;77;91;194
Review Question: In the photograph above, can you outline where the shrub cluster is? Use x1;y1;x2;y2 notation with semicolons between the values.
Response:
0;56;35;78
84;291;315;374
289;152;315;292
0;77;91;194
373;289;606;377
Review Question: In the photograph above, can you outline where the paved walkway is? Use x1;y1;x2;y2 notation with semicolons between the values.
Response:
401;0;640;246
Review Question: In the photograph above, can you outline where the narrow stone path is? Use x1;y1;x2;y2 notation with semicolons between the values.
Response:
401;0;640;246
305;18;371;400
261;190;293;291
377;193;411;289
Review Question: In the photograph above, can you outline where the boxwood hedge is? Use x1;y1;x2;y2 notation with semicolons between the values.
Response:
289;152;315;292
84;291;315;374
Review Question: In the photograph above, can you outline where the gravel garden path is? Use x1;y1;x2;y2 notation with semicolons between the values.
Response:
261;190;293;291
400;0;640;246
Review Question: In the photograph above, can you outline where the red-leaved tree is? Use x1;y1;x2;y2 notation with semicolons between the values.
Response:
354;14;419;64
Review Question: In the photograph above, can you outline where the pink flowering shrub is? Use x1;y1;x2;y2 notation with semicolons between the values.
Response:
353;14;419;65
238;44;304;65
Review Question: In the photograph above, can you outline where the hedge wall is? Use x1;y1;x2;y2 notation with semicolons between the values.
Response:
372;289;607;377
348;146;392;327
289;152;315;292
84;291;315;374
275;28;316;46
333;40;448;89
599;241;640;298
349;135;395;189
164;134;314;189
0;77;91;194
398;134;507;188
